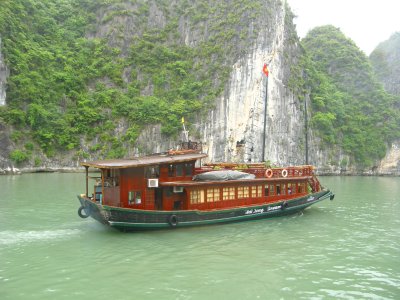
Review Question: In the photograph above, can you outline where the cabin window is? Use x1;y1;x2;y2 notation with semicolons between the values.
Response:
298;182;306;193
145;166;159;178
190;190;205;204
238;186;249;199
128;191;142;205
281;183;286;195
184;163;193;176
288;183;293;194
207;188;220;202
269;184;275;196
222;187;235;200
251;185;262;198
264;185;269;197
276;184;281;195
168;164;175;177
176;164;184;177
105;169;120;187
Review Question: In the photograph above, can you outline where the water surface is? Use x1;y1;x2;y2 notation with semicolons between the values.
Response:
1;174;399;299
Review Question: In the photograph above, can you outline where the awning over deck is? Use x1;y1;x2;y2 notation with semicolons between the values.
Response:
81;153;208;169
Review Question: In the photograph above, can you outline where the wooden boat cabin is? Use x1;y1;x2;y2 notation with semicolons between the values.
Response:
81;154;323;211
81;152;208;211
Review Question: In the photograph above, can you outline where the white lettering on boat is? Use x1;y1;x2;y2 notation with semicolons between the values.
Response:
307;196;315;202
267;205;281;211
245;208;264;215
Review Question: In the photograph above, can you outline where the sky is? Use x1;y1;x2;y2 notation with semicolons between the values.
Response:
286;0;400;55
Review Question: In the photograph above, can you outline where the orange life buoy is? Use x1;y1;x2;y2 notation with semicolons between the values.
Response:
265;169;273;178
282;169;288;178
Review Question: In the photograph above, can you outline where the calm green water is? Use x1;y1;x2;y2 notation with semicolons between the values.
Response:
1;174;399;299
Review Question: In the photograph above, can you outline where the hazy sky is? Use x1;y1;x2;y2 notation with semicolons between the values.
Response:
286;0;400;55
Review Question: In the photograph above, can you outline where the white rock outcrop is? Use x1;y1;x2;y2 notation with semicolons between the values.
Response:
377;141;400;175
0;36;9;106
199;3;307;166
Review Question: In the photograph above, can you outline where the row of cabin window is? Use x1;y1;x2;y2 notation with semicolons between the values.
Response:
143;163;193;178
190;182;307;204
167;163;194;177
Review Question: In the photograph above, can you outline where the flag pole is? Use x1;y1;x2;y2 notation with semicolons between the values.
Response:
305;96;309;165
262;64;269;162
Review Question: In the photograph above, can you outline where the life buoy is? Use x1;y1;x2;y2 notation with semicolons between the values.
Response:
169;214;178;227
78;206;90;218
265;169;273;178
281;201;288;210
281;169;288;178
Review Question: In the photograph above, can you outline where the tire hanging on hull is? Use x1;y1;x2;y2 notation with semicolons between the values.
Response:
169;214;178;227
78;206;90;218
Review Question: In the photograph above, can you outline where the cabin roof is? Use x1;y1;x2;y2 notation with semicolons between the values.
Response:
81;153;208;169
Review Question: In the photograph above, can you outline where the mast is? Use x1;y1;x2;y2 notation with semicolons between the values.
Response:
262;64;269;162
305;97;309;165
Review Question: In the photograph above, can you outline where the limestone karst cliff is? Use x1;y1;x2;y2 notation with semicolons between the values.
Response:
370;32;400;97
0;0;399;175
199;3;301;165
370;32;400;175
128;0;310;167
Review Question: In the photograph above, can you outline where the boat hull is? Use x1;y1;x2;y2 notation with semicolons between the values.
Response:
77;190;334;231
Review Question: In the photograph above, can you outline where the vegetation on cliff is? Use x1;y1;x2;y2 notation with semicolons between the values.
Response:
370;32;400;97
301;26;400;168
0;2;399;170
0;0;268;162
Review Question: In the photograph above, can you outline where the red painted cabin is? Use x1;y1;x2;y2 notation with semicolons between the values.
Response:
82;152;320;212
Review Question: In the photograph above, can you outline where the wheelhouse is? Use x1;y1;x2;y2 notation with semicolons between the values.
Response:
81;153;207;211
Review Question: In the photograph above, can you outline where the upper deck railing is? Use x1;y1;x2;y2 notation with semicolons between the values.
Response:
196;163;315;179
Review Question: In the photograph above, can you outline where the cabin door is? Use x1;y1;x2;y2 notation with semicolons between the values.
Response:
155;188;163;210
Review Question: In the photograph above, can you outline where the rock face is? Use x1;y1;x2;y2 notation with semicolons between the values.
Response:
0;1;398;175
134;1;310;167
377;142;400;175
89;0;309;167
0;36;8;106
0;122;20;174
370;32;400;96
199;5;306;166
0;38;14;172
369;32;400;176
61;1;400;174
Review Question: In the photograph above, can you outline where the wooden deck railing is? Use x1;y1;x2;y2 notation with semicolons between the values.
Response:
196;164;315;179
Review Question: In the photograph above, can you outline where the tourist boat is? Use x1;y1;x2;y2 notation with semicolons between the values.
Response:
76;142;334;231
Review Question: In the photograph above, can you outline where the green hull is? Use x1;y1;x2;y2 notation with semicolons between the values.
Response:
78;190;334;231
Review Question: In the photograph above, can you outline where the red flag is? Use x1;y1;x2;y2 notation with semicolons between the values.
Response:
263;64;269;77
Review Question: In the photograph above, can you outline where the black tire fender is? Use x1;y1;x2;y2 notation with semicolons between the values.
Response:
169;214;178;227
78;206;90;218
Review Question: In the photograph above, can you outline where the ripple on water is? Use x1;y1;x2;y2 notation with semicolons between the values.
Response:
0;229;81;246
